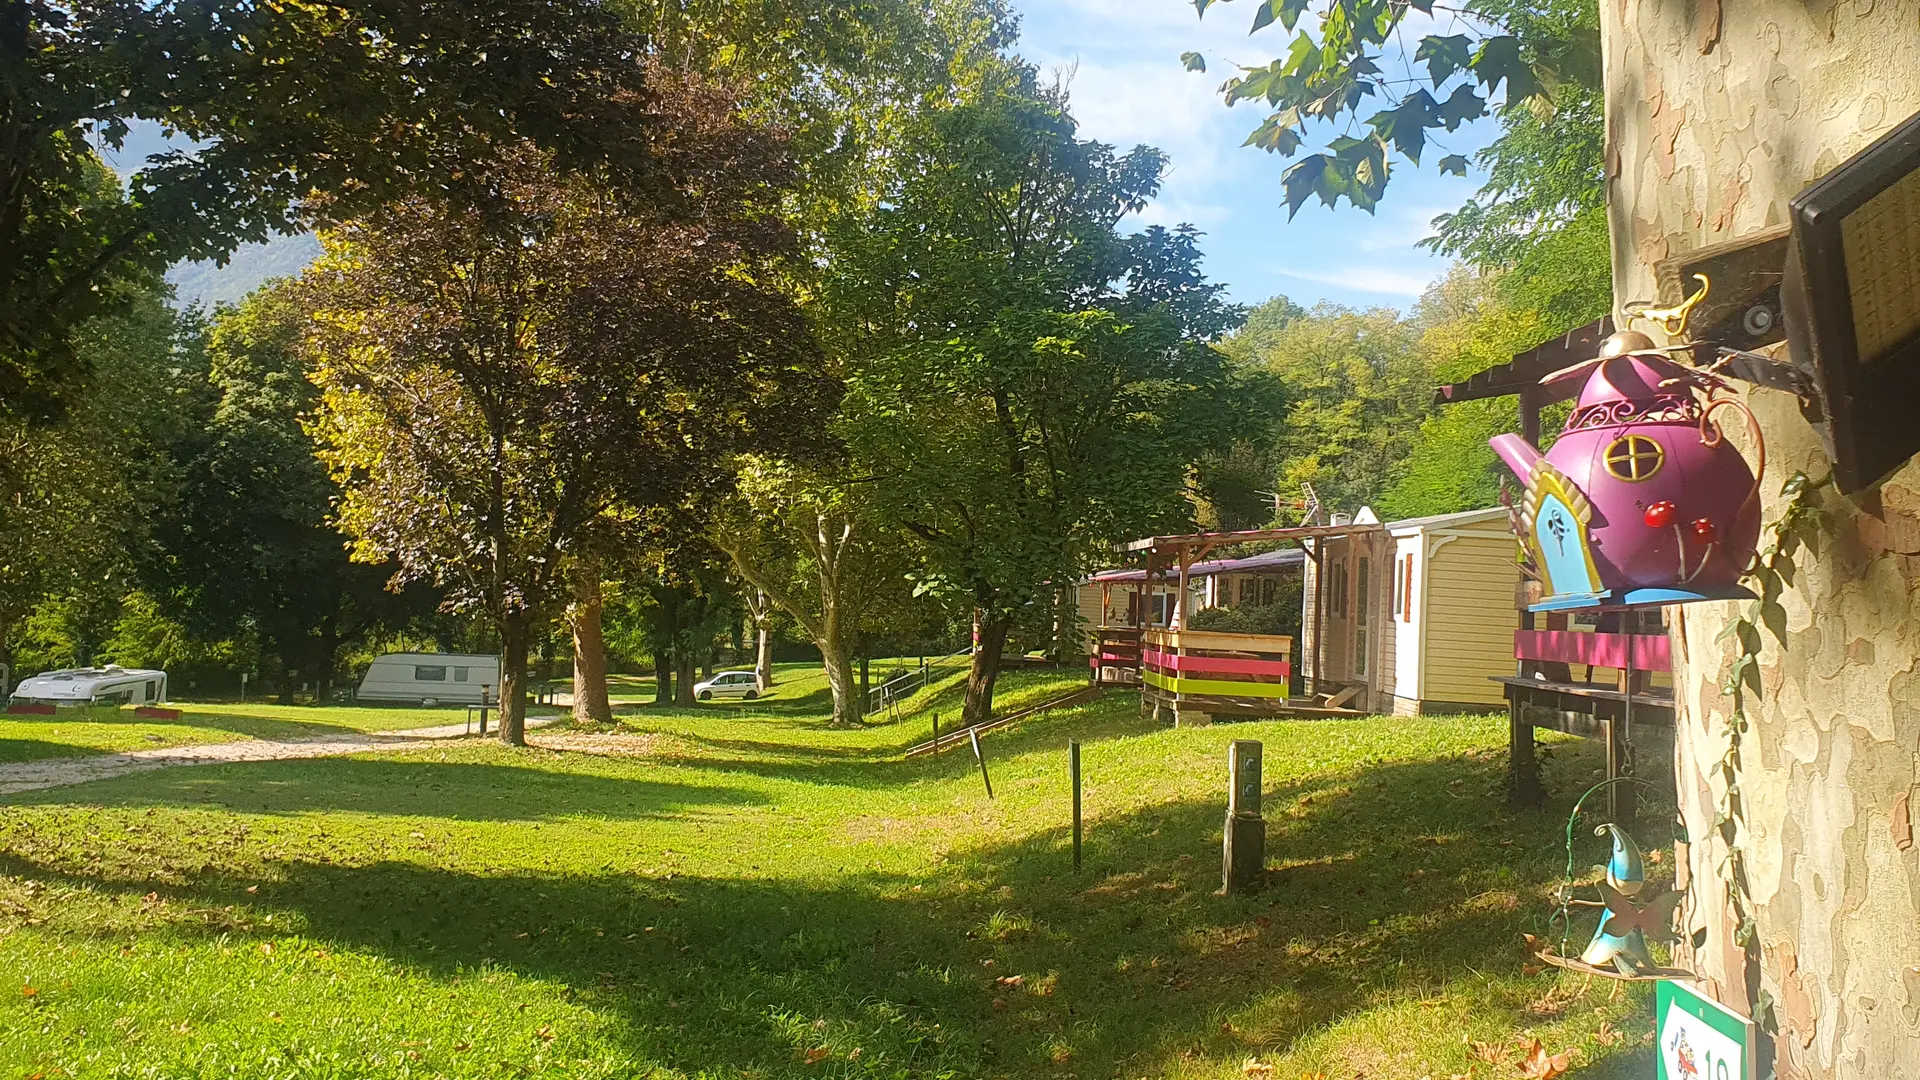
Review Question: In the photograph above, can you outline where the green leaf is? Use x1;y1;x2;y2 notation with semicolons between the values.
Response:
1367;91;1438;164
1244;113;1303;155
1437;154;1469;177
1280;154;1334;218
1251;1;1279;33
1285;30;1322;80
1436;84;1486;130
1760;600;1788;644
1181;51;1207;73
1470;36;1527;95
1415;34;1472;86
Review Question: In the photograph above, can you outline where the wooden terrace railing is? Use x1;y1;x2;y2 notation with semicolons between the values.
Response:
1140;628;1293;715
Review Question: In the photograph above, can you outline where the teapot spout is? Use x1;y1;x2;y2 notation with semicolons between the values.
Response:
1489;433;1544;479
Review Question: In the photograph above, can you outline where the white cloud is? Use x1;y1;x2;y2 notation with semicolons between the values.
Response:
1271;264;1441;298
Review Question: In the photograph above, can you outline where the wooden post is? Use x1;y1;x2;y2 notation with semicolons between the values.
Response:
970;727;993;799
1070;740;1083;871
931;712;939;754
1174;549;1192;630
1508;695;1541;807
1308;540;1327;694
1222;739;1265;894
478;684;491;736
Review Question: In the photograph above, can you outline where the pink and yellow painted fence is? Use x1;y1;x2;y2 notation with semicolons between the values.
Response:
1139;628;1293;704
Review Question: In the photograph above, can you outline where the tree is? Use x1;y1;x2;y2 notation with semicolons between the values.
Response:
139;281;433;702
0;281;202;679
4;0;659;421
712;460;929;726
830;90;1243;727
1217;298;1432;517
306;86;836;744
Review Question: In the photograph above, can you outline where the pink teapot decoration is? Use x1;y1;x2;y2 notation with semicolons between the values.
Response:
1490;328;1764;610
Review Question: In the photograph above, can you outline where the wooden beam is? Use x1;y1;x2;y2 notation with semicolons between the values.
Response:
1653;225;1790;350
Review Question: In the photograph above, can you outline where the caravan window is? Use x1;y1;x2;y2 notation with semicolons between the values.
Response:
454;667;470;682
415;665;448;682
144;680;158;702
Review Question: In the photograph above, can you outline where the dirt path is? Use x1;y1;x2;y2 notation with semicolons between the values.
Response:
0;717;559;797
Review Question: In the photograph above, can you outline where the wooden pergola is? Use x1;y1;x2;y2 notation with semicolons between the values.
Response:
1115;521;1385;693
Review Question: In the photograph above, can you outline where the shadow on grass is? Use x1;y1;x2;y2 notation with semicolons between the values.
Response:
1;757;766;823
2;740;1651;1077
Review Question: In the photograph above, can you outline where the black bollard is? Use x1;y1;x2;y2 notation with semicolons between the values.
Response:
1221;739;1265;894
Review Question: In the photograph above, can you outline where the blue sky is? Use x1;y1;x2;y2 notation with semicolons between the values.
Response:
1016;0;1501;311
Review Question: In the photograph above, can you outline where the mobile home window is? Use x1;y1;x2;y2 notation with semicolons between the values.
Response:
415;665;448;682
454;667;470;682
1260;578;1277;606
1239;578;1256;605
1356;558;1370;626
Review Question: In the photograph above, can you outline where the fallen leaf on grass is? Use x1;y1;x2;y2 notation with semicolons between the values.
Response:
1516;1038;1574;1079
1238;1058;1272;1078
1592;1021;1623;1046
1469;1041;1508;1066
534;1026;554;1042
454;1043;471;1053
802;1045;830;1064
21;986;37;998
990;997;1007;1011
995;974;1024;988
245;885;258;894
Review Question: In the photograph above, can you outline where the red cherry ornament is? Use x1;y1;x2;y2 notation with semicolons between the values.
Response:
1643;501;1677;529
1691;517;1718;543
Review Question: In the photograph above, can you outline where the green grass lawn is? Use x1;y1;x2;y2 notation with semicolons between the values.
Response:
0;670;1656;1078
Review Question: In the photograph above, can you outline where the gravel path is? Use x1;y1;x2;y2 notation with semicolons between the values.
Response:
0;717;558;797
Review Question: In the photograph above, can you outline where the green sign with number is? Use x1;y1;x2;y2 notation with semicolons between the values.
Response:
1657;980;1754;1080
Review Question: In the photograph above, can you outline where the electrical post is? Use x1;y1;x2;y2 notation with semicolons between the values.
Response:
1221;740;1265;895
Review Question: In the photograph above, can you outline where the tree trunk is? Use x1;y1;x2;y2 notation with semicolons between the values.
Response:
498;611;530;746
756;620;774;691
819;635;859;726
674;634;696;705
652;647;673;705
701;649;715;680
742;588;776;691
569;567;614;724
1601;7;1920;1073
858;654;870;722
962;612;1010;729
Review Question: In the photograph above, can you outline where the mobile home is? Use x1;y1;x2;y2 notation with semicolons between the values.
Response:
357;653;500;706
8;666;168;708
1300;507;1523;715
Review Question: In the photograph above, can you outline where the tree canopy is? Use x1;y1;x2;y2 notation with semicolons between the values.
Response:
1186;0;1604;268
306;78;838;741
3;0;661;420
830;88;1244;724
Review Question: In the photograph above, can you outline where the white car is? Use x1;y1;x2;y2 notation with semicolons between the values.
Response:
692;671;760;701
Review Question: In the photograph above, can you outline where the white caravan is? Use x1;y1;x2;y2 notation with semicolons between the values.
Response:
9;666;168;708
357;653;500;706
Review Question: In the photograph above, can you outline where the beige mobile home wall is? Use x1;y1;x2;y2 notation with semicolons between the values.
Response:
1416;524;1519;710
